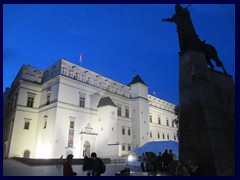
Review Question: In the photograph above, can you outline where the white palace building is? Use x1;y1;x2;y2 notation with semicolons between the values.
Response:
3;59;178;159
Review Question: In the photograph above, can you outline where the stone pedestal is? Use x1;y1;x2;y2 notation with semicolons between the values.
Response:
179;51;235;176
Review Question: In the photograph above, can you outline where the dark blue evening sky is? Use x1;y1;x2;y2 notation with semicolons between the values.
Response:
3;4;235;105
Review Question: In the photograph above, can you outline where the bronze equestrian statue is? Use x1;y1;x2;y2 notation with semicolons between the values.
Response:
162;4;227;74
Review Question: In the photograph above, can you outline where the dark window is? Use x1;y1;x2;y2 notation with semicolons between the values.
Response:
80;97;85;108
118;107;122;116
46;93;51;105
149;115;152;123
158;117;161;124
122;127;125;135
125;108;129;118
70;121;74;129
27;95;35;107
24;121;30;130
128;129;131;136
128;145;131;151
122;145;125;151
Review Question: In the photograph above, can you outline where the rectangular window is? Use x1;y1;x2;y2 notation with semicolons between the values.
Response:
149;115;152;123
24;119;31;130
167;134;170;140
158;117;161;124
122;127;125;135
174;135;176;140
166;118;169;126
70;121;75;129
46;93;51;105
128;145;131;151
157;132;160;139
122;145;125;151
150;131;152;138
118;106;122;116
172;120;175;127
79;96;85;108
162;133;165;139
128;128;131;136
27;93;35;107
125;107;129;118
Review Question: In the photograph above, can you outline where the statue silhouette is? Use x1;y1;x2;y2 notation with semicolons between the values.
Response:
162;4;227;74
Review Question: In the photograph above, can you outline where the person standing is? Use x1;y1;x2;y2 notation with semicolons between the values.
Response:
91;152;105;176
82;156;93;176
140;153;145;172
63;154;77;176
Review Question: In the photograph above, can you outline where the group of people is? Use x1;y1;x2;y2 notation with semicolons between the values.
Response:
140;149;174;173
139;149;201;176
60;152;105;176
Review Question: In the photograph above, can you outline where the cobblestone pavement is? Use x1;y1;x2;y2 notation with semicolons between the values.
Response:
3;159;142;176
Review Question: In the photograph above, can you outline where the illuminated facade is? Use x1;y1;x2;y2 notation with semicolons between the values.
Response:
3;59;178;159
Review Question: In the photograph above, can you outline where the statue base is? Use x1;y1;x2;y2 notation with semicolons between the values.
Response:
179;51;235;176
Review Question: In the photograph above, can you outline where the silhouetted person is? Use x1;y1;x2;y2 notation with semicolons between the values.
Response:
91;152;105;176
63;154;77;176
162;149;169;171
162;4;201;53
82;156;93;176
175;160;189;176
140;153;145;172
186;160;202;176
157;152;163;171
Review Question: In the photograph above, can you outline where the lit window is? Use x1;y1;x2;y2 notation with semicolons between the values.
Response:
27;93;35;108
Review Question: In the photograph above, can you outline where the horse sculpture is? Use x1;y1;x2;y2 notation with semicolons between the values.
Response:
200;41;227;74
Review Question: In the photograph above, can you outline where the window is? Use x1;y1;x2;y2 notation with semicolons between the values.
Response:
118;106;122;116
122;145;125;151
166;118;169;126
24;119;31;130
27;93;35;107
46;93;51;105
149;115;152;123
79;94;85;108
122;127;125;135
125;107;129;118
157;132;160;139
172;120;175;127
70;120;75;129
128;128;131;136
158;116;161;124
174;135;177;140
162;133;165;139
150;131;152;138
167;134;170;140
128;145;131;151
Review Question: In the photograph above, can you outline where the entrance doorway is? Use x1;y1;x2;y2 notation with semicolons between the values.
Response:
83;141;91;157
